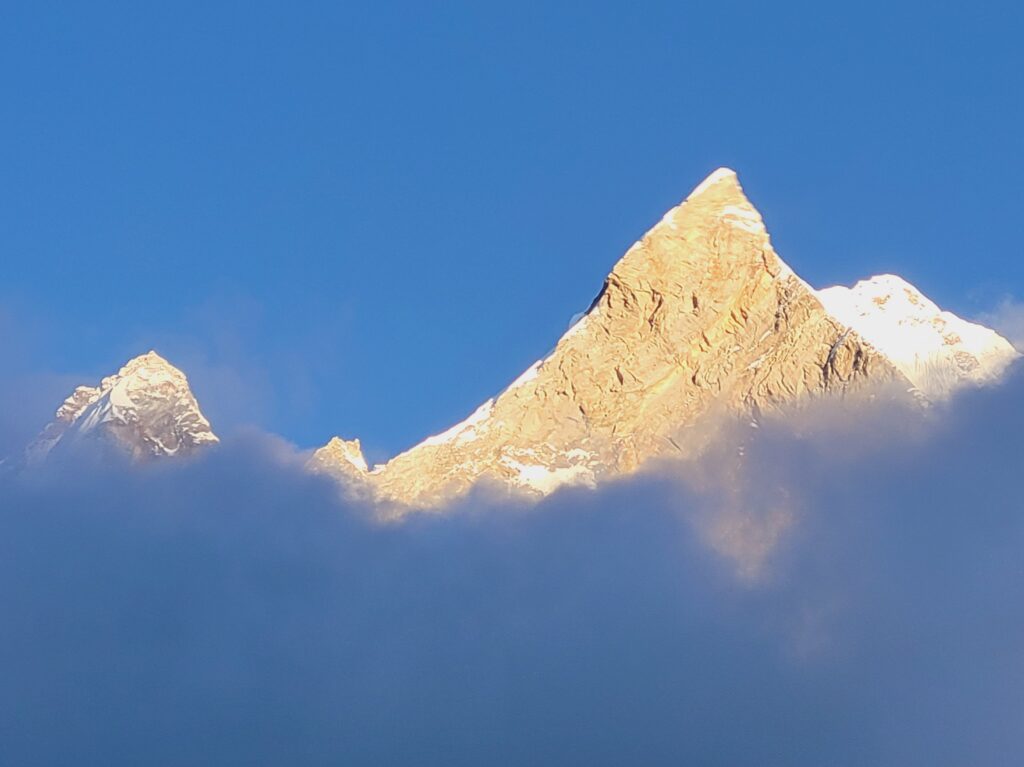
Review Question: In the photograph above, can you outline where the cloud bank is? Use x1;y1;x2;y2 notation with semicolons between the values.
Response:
1;369;1023;766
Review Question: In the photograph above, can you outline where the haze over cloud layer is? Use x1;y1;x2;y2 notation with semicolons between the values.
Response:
980;299;1024;353
2;358;1022;766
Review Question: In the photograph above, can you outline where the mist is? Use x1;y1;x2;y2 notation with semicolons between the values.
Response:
1;370;1022;766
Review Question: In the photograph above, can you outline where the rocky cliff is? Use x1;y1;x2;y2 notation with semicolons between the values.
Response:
314;169;998;508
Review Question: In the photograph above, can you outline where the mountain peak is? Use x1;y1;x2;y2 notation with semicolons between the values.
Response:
26;351;218;464
112;350;177;378
686;167;741;199
311;169;1019;509
317;436;368;473
815;276;1018;396
129;349;170;365
313;168;904;507
651;167;765;251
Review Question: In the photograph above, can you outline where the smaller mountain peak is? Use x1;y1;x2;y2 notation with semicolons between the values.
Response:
120;349;175;371
815;275;1018;397
319;436;369;473
24;350;218;465
820;275;935;316
862;273;909;286
854;273;917;292
107;351;192;391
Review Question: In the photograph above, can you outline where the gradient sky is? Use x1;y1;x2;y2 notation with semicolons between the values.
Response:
3;1;1023;461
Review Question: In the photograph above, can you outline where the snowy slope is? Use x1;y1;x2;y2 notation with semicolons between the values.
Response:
26;351;218;463
815;275;1018;398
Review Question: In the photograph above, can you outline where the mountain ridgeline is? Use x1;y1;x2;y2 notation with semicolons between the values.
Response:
21;170;1018;508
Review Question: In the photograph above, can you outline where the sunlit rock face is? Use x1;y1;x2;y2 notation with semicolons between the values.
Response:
22;170;1014;505
314;168;1014;510
26;351;218;464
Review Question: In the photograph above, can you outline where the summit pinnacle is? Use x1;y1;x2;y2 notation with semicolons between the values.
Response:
26;351;219;464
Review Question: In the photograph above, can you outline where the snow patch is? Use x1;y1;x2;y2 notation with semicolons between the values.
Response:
816;275;1018;398
501;458;595;494
720;204;765;234
420;399;495;448
505;360;542;392
687;167;738;199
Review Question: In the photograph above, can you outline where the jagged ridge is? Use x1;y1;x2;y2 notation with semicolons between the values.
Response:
22;170;1017;506
312;168;1017;509
26;351;218;463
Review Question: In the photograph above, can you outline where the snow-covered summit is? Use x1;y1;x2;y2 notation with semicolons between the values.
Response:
26;351;218;464
815;275;1018;398
686;166;739;199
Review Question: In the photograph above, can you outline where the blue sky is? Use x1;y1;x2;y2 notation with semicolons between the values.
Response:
3;1;1023;461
